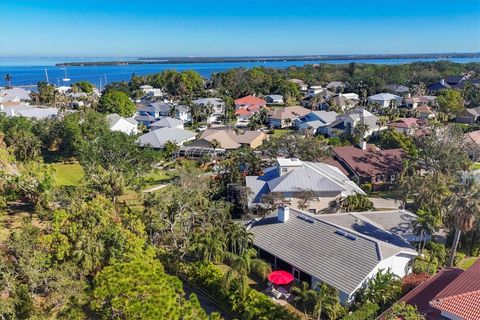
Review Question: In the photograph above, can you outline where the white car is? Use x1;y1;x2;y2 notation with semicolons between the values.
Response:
196;125;207;132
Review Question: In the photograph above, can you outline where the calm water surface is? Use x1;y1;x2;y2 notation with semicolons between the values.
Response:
1;57;479;88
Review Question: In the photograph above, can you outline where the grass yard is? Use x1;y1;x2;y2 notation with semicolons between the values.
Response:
459;256;478;270
270;129;293;138
144;168;172;188
51;163;85;186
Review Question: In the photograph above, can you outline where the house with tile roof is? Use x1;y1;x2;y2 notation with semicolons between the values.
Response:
267;106;311;128
380;258;480;320
246;157;365;212
190;127;268;150
388;117;424;135
326;81;346;91
247;206;418;304
234;95;266;109
332;144;405;185
415;105;436;120
106;113;139;135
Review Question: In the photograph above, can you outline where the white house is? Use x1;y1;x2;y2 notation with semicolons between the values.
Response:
140;85;163;97
265;94;284;105
0;87;31;105
0;104;58;120
248;207;418;304
367;93;402;108
106;113;139;135
326;108;384;138
192;98;225;123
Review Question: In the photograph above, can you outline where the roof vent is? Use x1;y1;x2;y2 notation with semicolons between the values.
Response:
297;215;315;223
346;234;357;241
335;230;347;236
335;230;357;240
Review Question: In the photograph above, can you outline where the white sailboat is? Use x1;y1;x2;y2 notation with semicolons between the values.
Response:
62;67;70;82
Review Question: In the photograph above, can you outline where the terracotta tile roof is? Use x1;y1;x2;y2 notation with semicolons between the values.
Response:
234;95;266;107
430;258;480;320
198;128;267;149
268;106;310;120
332;145;405;180
388;118;423;129
381;268;463;320
415;105;434;113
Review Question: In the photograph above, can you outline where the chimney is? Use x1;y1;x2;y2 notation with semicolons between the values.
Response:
0;104;3;110
10;108;14;116
277;206;290;223
440;79;445;85
359;140;367;150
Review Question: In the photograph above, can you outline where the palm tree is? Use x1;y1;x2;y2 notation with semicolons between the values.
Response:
226;222;254;255
445;176;480;267
353;123;370;143
224;248;271;297
311;283;340;320
210;138;221;152
4;74;12;88
427;242;446;273
309;93;324;110
190;229;226;262
291;281;314;319
412;208;438;252
361;269;401;310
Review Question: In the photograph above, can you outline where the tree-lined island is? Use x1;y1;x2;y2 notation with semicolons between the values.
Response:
56;52;480;67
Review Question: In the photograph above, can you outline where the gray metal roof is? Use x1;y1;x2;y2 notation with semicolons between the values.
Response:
150;116;183;128
137;127;196;148
249;208;418;295
192;98;224;107
250;209;382;295
246;160;365;203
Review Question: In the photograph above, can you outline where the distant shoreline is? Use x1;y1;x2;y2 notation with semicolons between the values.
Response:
56;52;480;67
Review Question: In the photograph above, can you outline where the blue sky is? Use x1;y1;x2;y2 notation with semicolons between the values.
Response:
0;0;479;57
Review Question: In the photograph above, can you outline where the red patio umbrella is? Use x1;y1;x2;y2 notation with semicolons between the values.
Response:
268;270;294;285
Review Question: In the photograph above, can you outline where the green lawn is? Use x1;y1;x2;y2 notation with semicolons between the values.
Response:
459;256;478;270
144;168;172;187
270;129;293;138
51;163;85;186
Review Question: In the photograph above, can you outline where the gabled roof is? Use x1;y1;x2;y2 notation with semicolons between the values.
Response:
249;208;417;296
326;81;345;89
464;130;480;146
388;117;423;129
445;75;466;85
332;145;405;179
246;159;365;203
0;88;31;103
430;258;480;320
380;268;464;320
197;128;267;149
328;94;354;107
368;93;402;101
0;105;58;119
192;97;224;106
234;95;266;107
305;110;339;124
150;116;183;128
106;113;138;127
387;84;410;93
137;127;196;148
268;106;310;120
465;107;480;118
265;94;283;100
